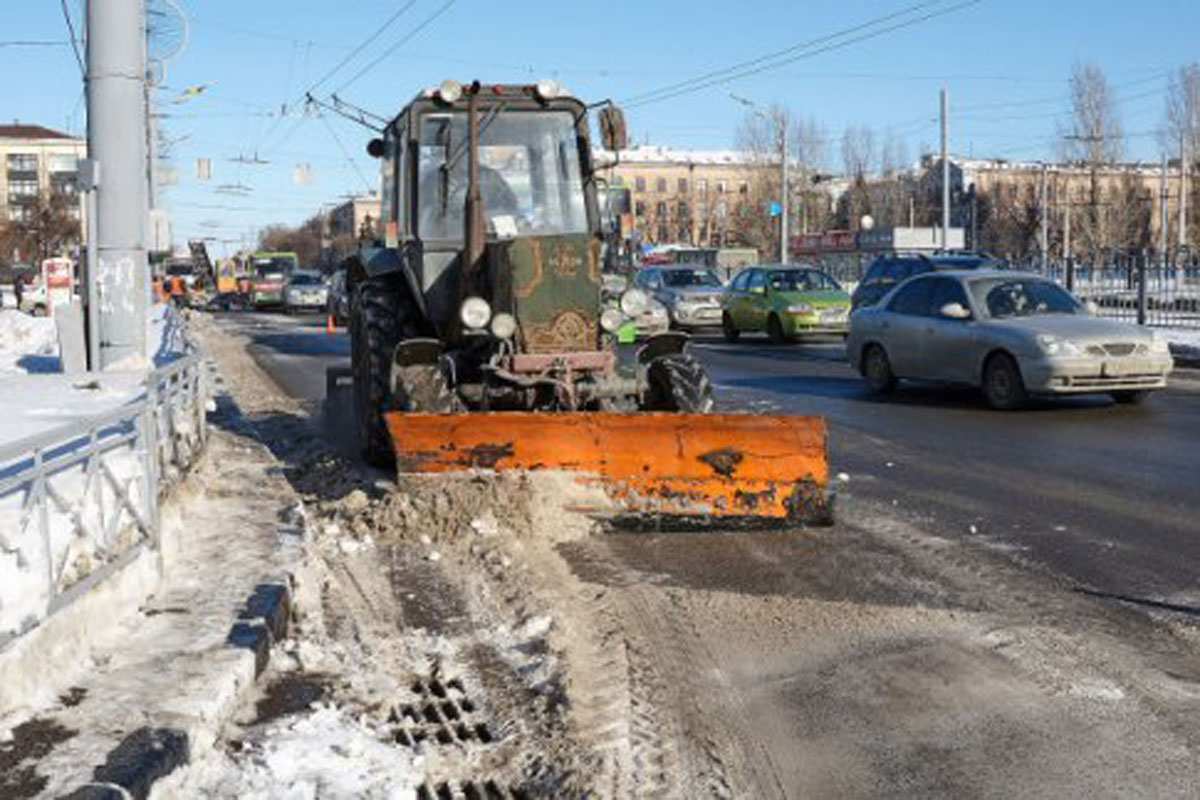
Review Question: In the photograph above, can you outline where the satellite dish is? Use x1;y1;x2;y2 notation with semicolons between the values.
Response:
146;0;188;85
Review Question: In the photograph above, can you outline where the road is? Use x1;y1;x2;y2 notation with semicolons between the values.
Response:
219;311;1200;609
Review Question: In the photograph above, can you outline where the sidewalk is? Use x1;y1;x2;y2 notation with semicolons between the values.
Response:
0;397;306;798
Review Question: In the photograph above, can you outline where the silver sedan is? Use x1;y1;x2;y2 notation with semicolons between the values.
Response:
846;270;1174;408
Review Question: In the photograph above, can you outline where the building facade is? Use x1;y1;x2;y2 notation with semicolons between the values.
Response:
0;124;87;263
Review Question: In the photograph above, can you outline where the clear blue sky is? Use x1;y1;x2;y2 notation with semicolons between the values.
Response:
4;0;1198;255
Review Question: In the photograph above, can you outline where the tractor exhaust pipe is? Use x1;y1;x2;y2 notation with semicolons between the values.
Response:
464;82;485;282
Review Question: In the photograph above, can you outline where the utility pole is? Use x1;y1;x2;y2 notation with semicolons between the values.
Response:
86;0;149;369
1039;164;1049;273
940;87;950;248
780;112;789;264
1161;153;1171;269
1180;129;1189;254
1064;201;1074;291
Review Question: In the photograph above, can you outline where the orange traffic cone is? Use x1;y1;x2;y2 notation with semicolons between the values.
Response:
326;314;336;334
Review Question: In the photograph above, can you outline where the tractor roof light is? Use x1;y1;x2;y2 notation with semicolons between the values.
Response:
619;288;649;318
534;79;562;102
435;79;462;105
600;308;624;333
460;297;492;330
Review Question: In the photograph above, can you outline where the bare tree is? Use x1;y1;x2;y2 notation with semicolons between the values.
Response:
1162;62;1200;249
1059;62;1125;260
1;195;81;265
258;214;325;269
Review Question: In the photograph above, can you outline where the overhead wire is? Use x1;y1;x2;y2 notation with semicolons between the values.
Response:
59;0;85;77
624;0;982;108
331;0;457;95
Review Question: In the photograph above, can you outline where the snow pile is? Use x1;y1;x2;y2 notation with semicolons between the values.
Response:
0;309;59;375
162;704;421;799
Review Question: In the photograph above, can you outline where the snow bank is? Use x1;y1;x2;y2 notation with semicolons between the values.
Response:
0;309;60;375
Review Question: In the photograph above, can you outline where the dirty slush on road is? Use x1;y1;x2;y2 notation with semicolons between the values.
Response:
162;315;1200;799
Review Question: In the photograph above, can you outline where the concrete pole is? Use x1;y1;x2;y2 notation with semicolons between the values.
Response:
86;0;148;369
940;87;950;249
779;113;788;264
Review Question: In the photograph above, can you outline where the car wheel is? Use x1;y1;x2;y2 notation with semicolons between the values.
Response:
983;353;1028;410
1110;390;1148;405
721;312;740;343
767;314;789;345
863;344;897;395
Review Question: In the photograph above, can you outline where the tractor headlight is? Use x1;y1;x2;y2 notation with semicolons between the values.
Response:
435;79;462;104
491;312;517;340
620;288;649;317
460;296;492;330
600;308;624;332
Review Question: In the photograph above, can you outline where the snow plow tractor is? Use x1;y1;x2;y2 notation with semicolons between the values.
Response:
345;79;830;525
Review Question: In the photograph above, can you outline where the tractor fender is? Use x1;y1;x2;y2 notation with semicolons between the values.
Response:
356;242;429;321
637;331;691;364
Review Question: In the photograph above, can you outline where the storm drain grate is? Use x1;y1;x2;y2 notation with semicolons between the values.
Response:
414;780;529;800
391;677;497;749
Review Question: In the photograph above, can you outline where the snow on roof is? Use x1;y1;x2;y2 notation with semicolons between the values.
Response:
607;144;758;166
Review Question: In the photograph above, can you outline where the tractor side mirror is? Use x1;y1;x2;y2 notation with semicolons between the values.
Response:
598;106;628;152
366;138;385;159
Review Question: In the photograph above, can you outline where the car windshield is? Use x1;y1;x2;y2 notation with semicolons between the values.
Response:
662;269;722;288
769;269;841;291
289;274;322;286
972;278;1082;318
417;109;588;240
254;257;295;278
930;256;1006;270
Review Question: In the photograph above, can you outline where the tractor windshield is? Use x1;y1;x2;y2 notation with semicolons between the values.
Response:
417;110;588;240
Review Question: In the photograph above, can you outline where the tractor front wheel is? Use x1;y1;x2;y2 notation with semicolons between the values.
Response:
645;353;715;412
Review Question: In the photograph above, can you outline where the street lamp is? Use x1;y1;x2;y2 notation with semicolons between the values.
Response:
732;94;788;264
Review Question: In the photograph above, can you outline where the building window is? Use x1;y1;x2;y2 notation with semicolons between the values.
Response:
717;180;727;194
697;179;708;195
738;181;749;195
7;179;39;198
635;200;646;217
48;154;78;174
656;177;667;193
6;153;38;172
656;200;668;218
635;176;646;193
9;205;31;222
678;178;688;194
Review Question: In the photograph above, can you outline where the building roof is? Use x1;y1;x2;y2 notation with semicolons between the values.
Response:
0;124;76;141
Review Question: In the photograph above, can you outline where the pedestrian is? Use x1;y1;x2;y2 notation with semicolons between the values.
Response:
13;272;24;311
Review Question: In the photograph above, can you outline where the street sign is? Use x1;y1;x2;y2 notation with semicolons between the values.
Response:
769;201;782;217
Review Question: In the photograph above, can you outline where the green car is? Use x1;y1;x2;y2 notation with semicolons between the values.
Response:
722;265;852;343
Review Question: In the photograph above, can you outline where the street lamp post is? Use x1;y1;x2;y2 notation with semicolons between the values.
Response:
732;94;788;264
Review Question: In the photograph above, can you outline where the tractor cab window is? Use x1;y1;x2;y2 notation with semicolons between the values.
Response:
417;110;588;241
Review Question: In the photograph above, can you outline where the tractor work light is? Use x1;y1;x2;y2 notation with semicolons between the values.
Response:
534;79;562;102
491;312;517;340
619;288;649;318
460;297;492;330
435;79;462;104
600;308;624;333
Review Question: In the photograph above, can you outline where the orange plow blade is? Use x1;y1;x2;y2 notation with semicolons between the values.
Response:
385;412;831;526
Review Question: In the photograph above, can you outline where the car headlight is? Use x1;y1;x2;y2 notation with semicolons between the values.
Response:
460;296;492;329
620;288;649;317
1036;334;1083;356
787;303;814;314
490;312;517;340
600;308;624;332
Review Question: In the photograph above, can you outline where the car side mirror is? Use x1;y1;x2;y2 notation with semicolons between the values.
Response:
940;302;971;320
598;106;628;151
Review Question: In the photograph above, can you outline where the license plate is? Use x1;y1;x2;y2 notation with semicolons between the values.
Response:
698;308;721;319
1103;360;1149;377
820;309;847;322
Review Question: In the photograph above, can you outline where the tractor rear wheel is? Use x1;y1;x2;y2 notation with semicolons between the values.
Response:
351;272;423;467
645;353;715;412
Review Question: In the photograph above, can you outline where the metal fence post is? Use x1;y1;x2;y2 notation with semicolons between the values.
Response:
1137;252;1148;326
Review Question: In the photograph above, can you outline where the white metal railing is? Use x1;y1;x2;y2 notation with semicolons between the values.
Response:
0;352;209;647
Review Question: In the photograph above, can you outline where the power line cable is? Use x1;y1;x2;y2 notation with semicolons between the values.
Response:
625;0;980;109
309;0;419;94
59;0;85;77
319;113;374;193
331;0;457;95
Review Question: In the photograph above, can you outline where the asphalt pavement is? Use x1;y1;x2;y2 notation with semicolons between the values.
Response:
215;311;1200;608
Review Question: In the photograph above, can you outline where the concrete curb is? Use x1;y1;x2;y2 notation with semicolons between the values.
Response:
58;575;296;799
